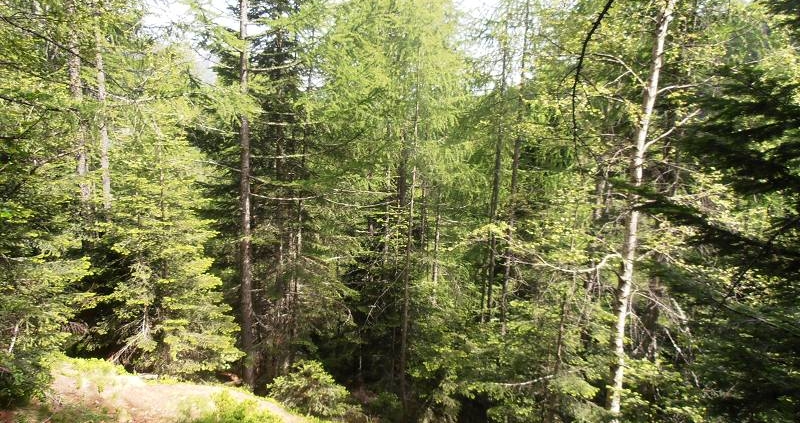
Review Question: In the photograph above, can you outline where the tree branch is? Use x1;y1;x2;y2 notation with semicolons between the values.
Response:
519;252;621;274
571;0;616;146
590;52;645;86
643;109;700;150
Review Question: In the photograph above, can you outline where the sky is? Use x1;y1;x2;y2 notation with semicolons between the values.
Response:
144;0;495;30
142;0;497;81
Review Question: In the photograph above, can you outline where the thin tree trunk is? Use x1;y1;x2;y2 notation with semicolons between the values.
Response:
384;164;392;263
399;165;415;422
419;186;427;248
238;0;256;389
152;119;166;221
501;0;531;335
500;132;520;334
592;171;607;222
7;320;21;354
67;0;90;205
580;158;609;351
606;0;675;419
544;287;571;423
484;27;509;323
94;6;111;212
400;75;421;420
485;142;501;322
288;202;301;365
288;66;312;369
432;197;441;285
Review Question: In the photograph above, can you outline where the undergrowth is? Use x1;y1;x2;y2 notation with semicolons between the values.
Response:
181;391;281;423
11;403;117;423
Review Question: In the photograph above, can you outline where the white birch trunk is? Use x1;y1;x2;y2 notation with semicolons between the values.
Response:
606;0;675;419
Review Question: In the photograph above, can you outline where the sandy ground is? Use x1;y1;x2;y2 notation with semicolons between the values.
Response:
9;362;307;423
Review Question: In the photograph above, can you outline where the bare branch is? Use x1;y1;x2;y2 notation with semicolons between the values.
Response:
7;319;22;354
495;374;558;387
590;53;645;86
0;93;64;112
571;0;616;146
657;81;708;95
250;193;318;201
643;109;700;150
251;60;301;73
518;252;621;274
489;369;582;388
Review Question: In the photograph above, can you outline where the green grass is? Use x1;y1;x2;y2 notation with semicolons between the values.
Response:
179;391;281;423
9;356;332;423
12;403;116;423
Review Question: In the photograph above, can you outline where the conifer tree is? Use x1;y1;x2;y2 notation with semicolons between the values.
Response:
0;0;92;405
58;2;243;377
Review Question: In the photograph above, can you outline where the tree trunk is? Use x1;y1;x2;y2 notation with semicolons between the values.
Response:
580;154;610;350
432;197;441;285
383;164;392;264
592;170;607;222
288;69;312;369
238;0;256;389
500;132;520;333
67;0;90;205
399;76;422;420
606;0;675;419
544;287;571;423
399;164;415;422
501;0;531;335
484;138;501;322
484;26;510;323
419;186;427;249
94;7;111;212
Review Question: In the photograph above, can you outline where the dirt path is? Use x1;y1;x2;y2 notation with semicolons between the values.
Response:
42;362;307;423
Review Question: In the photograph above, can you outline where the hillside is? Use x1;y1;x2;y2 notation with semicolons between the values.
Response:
5;358;308;423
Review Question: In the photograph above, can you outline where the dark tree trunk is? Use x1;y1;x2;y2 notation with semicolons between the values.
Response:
238;0;256;389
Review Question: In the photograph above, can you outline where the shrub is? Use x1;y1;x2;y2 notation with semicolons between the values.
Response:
267;360;349;418
367;392;403;423
0;352;49;408
185;391;280;423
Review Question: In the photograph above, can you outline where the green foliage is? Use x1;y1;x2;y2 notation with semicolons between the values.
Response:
366;392;403;423
184;391;280;423
0;352;49;408
266;360;350;418
66;40;241;376
65;356;125;375
642;6;800;420
2;0;800;422
0;2;93;406
620;359;706;422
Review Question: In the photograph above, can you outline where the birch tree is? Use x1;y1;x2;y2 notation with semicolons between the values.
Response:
606;0;676;418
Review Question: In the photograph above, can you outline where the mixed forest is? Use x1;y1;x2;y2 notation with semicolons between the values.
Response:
1;0;799;421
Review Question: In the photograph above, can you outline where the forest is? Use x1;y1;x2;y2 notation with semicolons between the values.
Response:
1;0;799;421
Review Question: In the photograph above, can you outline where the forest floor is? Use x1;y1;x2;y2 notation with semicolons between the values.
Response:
6;357;308;423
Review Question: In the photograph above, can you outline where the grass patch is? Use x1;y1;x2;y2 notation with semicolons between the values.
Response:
180;391;281;423
11;403;116;423
54;356;127;393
